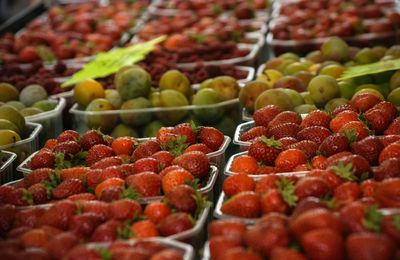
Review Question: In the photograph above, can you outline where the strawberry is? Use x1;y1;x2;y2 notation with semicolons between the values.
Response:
68;193;96;201
198;127;224;151
325;151;353;167
270;247;307;260
151;249;184;259
253;105;283;127
57;130;80;143
24;168;55;188
172;123;197;145
310;155;327;169
165;185;199;214
39;200;77;230
360;179;377;197
151;151;174;169
329;110;359;132
52;179;86;199
256;165;277;175
90;219;122;242
300;110;331;129
60;167;89;181
27;183;49;204
30;149;55;170
248;136;282;164
382;135;400;146
372;101;397;121
0;204;16;235
144;202;171;224
80;130;106;151
223;174;256;197
332;103;357;116
230;155;259;175
95;178;124;199
158;212;194;236
275;149;306;172
53;141;81;159
318;133;350;157
301;228;345;260
240;126;268;141
208;219;246;240
351;136;383;165
109;199;142;221
209;236;241;260
132;140;161;161
328;154;371;177
349;92;382;112
294;177;331;200
287;140;318;160
268;122;300;140
346;232;395;260
297;126;331;146
374;158;400;181
43;139;58;150
268;111;301;128
309;169;344;191
45;232;79;260
98;186;123;202
64;245;101;259
334;182;362;205
384;117;400;135
81;200;110;221
379;142;400;163
99;166;125;182
278;137;298;149
184;143;212;154
221;191;261;218
90;156;123;169
86;144;115;166
338;121;369;142
261;189;290;214
0;185;16;204
364;108;392;134
172;151;210;179
222;248;263;260
85;169;103;189
9;188;33;206
126;172;161;197
156;127;175;147
382;214;400;244
130;219;159;238
21;228;49;248
132;157;160;174
13;207;45;229
161;168;194;194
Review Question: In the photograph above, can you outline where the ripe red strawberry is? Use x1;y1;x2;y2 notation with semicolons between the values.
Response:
132;157;160;174
52;179;86;199
64;245;101;259
69;212;103;238
184;143;212;154
208;219;246;240
199;127;224;151
172;151;210;179
68;193;96;201
349;93;382;112
382;135;400;146
240;126;268;141
209;235;241;260
156;127;175;146
270;247;307;260
329;110;359;133
130;219;159;238
27;183;49;204
151;249;184;259
372;101;397;121
45;232;78;259
8;188;32;206
223;247;263;260
319;133;350;157
20;228;49;248
13;207;45;228
57;130;80;143
144;202;171;224
248;136;282;164
86;144;114;166
346;232;395;260
132;140;161;161
99;166;125;182
275;149;306;172
125;171;161;197
221;191;261;218
268;111;301;128
253;105;283;127
294;177;331;200
332;103;357;116
384;117;400;135
80;130;106;151
256;165;277;175
0;185;15;204
328;154;371;177
165;185;198;214
268;122;300;140
0;204;16;235
379;142;400;163
90;156;123;169
364;108;392;134
351;136;383;165
90;219;122;242
60;167;89;181
338;121;369;142
158;212;194;236
278;137;298;149
109;199;142;221
287;140;318;160
301;228;345;260
261;188;290;214
151;151;174;169
223;174;256;197
44;139;58;151
300;110;331;129
172;123;197;145
85;169;103;189
297;126;331;145
39;200;77;230
310;155;327;169
53;141;81;159
374;158;400;181
81;200;110;221
334;182;361;205
24;168;55;188
30;149;55;170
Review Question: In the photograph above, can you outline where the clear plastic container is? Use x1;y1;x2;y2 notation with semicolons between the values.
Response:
233;121;254;151
25;97;66;146
0;122;42;172
0;151;17;184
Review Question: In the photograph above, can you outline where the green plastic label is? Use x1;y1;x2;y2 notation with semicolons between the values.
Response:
339;58;400;80
62;36;166;87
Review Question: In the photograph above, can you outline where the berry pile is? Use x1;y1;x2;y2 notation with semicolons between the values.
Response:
0;184;209;259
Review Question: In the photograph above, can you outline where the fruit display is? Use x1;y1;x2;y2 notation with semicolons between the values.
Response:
269;0;400;54
0;151;17;184
0;0;150;64
241;38;400;116
70;66;242;137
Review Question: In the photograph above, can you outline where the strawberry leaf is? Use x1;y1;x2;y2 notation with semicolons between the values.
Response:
343;129;357;143
164;135;189;157
258;136;282;148
185;178;200;190
362;204;383;233
276;177;298;207
22;189;34;205
117;222;132;240
192;191;212;219
393;215;400;230
94;247;111;260
330;161;357;181
122;186;139;200
322;196;339;210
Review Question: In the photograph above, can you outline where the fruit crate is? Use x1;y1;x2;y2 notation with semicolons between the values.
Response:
84;238;195;260
233;120;254;150
0;150;17;184
0;122;42;171
25;97;66;146
69;98;241;139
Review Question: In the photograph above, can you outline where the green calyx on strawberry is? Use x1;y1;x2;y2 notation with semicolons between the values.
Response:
162;135;189;157
323;196;339;211
330;161;357;181
121;186;139;201
184;178;200;190
192;191;212;219
22;188;34;205
257;136;282;148
94;246;112;260
43;169;61;198
117;222;133;240
393;215;400;230
275;177;298;207
54;151;88;170
362;204;383;233
37;45;56;62
343;129;358;143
